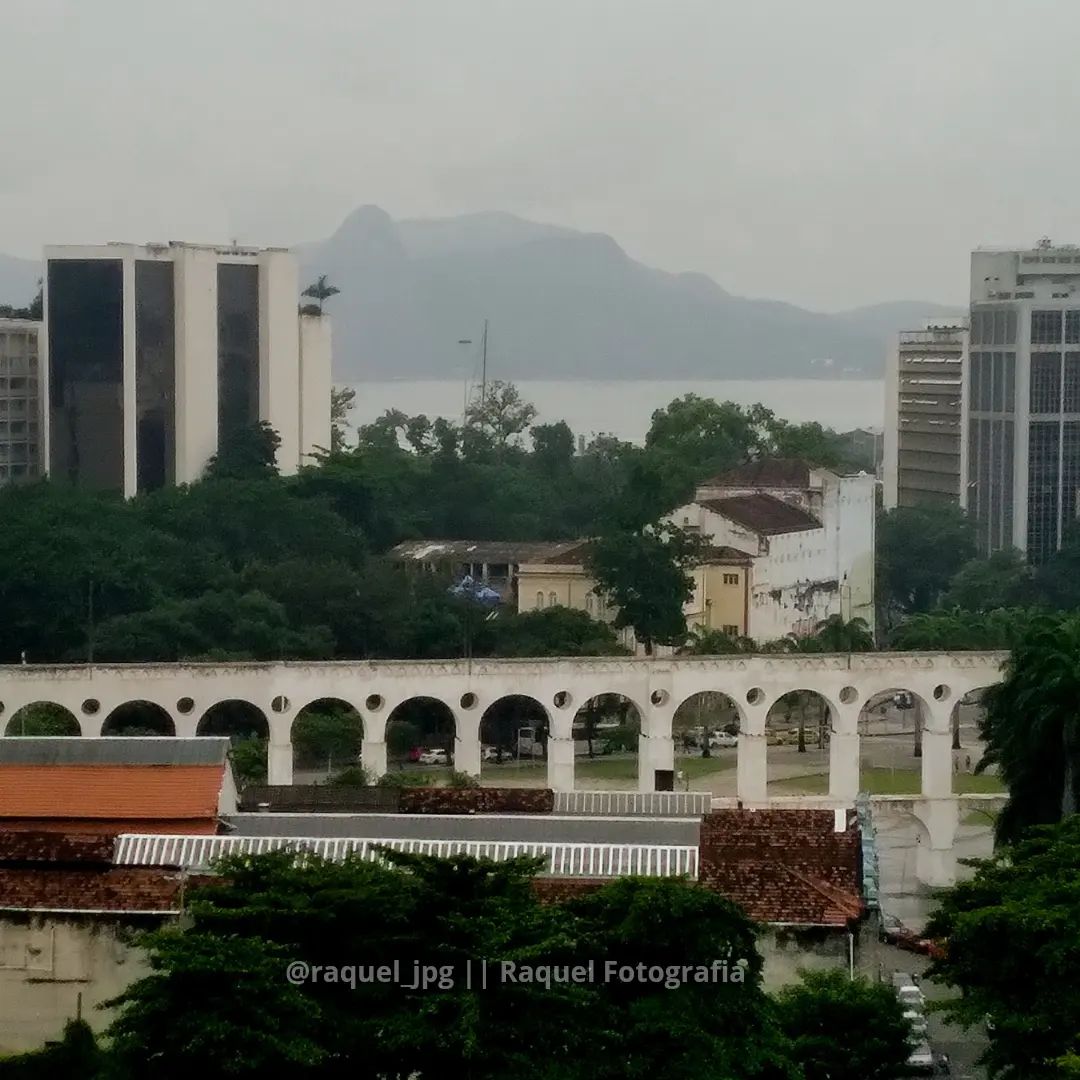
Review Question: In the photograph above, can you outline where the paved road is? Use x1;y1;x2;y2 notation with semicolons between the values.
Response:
227;812;700;846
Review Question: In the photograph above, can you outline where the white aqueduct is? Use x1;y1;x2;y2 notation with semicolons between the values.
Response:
0;651;1007;886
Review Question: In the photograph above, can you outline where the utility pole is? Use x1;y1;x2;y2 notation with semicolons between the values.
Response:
86;578;95;664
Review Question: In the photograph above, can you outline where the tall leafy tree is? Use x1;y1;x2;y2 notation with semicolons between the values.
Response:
300;274;340;314
926;816;1080;1079
979;612;1080;843
204;422;281;481
775;969;913;1080
943;548;1033;612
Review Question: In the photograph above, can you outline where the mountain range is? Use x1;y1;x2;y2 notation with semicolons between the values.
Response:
0;208;962;380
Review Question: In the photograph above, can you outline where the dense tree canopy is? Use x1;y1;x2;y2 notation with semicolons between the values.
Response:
927;816;1080;1079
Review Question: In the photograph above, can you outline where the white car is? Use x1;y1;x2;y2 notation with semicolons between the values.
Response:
418;748;450;766
710;732;738;748
904;1009;928;1037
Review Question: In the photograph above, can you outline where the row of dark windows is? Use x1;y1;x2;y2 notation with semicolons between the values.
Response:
969;352;1016;414
967;417;1015;556
970;306;1080;346
47;259;261;493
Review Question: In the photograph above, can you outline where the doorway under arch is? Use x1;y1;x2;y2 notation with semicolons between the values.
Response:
291;698;364;781
571;693;641;790
197;700;269;789
479;695;549;783
4;702;80;736
386;697;456;776
765;690;831;796
671;691;740;794
102;700;176;737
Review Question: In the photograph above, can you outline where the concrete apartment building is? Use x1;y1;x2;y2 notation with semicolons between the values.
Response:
966;240;1080;561
0;319;43;486
43;243;331;496
882;323;968;510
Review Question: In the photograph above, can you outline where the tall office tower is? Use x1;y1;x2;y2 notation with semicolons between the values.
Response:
968;240;1080;562
0;319;43;486
43;243;331;495
883;323;968;510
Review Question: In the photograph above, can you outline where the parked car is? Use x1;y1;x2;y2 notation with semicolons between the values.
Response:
418;748;450;766
481;745;500;763
710;732;738;749
897;984;926;1010
881;915;946;959
905;1040;935;1075
904;1009;928;1037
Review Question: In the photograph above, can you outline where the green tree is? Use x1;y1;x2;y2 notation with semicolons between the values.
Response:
291;707;363;771
489;607;627;657
531;420;575;474
793;615;875;652
464;380;538;452
943;548;1032;612
774;969;913;1080
877;505;977;627
979;612;1080;843
586;524;704;654
329;385;356;453
0;1018;104;1079
926;816;1080;1079
204;422;281;481
106;931;325;1078
300;273;340;314
1034;523;1080;609
679;626;759;654
6;703;79;736
229;736;268;789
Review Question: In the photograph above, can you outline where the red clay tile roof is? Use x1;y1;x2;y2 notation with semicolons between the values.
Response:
0;764;224;823
0;832;115;864
700;493;822;536
0;867;188;913
704;458;814;489
698;809;863;927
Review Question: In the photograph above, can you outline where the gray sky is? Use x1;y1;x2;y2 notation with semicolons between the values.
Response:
2;0;1078;310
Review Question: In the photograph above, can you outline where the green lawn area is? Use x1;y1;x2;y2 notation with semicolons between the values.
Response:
476;753;735;785
770;767;1006;796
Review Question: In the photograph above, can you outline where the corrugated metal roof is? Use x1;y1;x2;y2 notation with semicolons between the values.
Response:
114;833;699;878
389;539;584;564
699;493;822;535
0;737;229;766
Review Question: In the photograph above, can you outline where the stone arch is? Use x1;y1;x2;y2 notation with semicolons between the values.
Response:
290;697;364;779
101;700;176;737
571;692;642;790
765;688;833;796
479;694;549;775
385;697;455;771
4;702;80;737
197;700;269;788
673;690;741;759
856;686;932;796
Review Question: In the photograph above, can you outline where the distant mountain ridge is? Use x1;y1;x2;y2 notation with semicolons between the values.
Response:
0;208;962;379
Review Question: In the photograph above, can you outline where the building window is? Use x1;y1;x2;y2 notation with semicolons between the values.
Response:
722;624;739;636
135;260;176;493
1031;353;1062;414
217;263;260;447
1066;310;1080;345
722;573;739;585
1031;310;1063;345
548;592;558;608
536;591;544;610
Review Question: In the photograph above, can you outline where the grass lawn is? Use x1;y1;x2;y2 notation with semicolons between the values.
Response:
476;754;735;785
770;767;1006;796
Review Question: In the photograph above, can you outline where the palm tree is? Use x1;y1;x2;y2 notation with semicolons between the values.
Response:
980;612;1080;843
301;274;341;315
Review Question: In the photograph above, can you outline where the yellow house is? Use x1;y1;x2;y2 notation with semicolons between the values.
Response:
516;542;753;648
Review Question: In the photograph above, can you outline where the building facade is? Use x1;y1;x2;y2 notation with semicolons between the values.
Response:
883;324;967;510
43;243;331;496
0;319;42;486
967;241;1080;561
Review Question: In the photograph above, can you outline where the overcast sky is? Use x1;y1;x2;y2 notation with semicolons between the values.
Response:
2;0;1078;310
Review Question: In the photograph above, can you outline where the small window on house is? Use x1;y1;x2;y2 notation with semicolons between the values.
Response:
585;595;594;615
722;573;739;585
536;591;544;610
548;592;558;608
722;624;739;636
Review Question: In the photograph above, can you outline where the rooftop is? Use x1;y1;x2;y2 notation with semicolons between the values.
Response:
0;737;229;767
699;493;822;536
390;539;585;565
699;809;863;927
703;458;815;490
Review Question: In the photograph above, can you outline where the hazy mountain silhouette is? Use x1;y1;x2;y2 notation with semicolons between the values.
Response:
0;209;961;379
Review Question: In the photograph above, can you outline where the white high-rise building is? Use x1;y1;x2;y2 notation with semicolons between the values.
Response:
967;241;1080;562
43;243;331;495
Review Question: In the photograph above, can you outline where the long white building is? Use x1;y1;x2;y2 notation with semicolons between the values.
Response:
43;243;331;496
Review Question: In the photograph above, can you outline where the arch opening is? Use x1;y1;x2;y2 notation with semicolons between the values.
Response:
386;697;455;778
765;690;832;796
570;693;641;790
291;698;364;782
856;688;929;796
672;692;740;794
197;700;269;790
479;695;549;782
102;700;176;737
5;702;80;737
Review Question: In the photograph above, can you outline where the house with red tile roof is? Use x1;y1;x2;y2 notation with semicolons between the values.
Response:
0;737;236;836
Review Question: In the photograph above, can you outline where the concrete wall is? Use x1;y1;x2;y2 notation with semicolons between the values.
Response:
258;251;301;476
0;914;165;1054
757;924;855;991
298;314;332;466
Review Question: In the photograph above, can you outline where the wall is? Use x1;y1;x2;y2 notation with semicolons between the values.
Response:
757;925;854;990
258;251;301;476
831;474;876;632
0;913;166;1054
298;314;332;467
690;565;747;635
